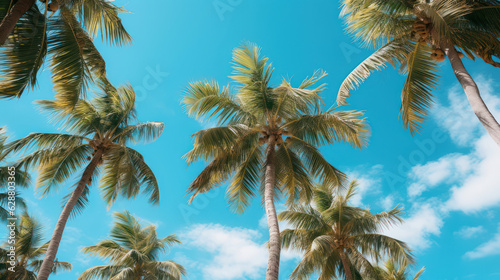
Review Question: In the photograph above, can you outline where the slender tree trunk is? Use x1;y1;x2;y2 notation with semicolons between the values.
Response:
0;0;35;46
442;42;500;147
339;250;353;280
36;149;103;280
264;137;280;280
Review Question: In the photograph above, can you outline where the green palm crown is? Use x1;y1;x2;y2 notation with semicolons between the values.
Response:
184;44;369;213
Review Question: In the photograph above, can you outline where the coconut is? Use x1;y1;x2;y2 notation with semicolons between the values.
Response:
458;52;464;59
282;131;292;136
437;55;445;62
276;137;284;146
48;2;59;12
435;49;444;56
258;137;266;145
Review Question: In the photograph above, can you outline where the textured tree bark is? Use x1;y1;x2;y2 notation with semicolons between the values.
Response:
339;250;353;280
0;0;36;46
443;42;500;147
36;149;103;280
264;137;280;280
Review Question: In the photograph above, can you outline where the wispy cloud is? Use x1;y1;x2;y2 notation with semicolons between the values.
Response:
465;225;500;259
455;226;485;239
384;202;444;250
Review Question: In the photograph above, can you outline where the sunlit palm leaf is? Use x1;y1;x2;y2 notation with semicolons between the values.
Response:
337;39;412;105
72;0;132;45
400;42;439;134
48;7;106;108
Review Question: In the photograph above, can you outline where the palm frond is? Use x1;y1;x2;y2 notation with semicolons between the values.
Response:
99;146;159;206
48;7;106;109
114;122;164;145
72;0;132;45
183;80;256;125
0;4;47;99
400;42;439;134
226;144;263;213
337;39;412;105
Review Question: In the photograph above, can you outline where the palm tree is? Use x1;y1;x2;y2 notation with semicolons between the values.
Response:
338;0;500;146
375;259;424;280
279;181;413;280
4;82;164;280
0;0;131;107
78;210;186;280
0;127;31;222
0;211;72;279
183;44;369;280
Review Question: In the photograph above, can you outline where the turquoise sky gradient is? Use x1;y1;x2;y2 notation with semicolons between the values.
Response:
1;0;500;279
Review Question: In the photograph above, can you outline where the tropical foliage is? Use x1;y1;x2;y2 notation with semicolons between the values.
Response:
375;259;425;280
339;0;500;145
0;211;71;279
184;44;369;280
0;127;30;222
78;210;186;280
4;82;164;280
280;181;413;280
0;0;131;108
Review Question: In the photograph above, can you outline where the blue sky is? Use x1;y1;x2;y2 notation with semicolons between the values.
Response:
1;0;500;279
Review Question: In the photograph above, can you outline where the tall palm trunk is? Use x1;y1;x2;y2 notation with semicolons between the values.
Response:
339;250;353;280
37;149;103;280
264;138;280;280
0;0;35;46
443;43;500;147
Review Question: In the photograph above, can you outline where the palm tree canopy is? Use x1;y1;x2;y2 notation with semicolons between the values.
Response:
0;127;31;221
375;259;425;280
4;82;163;213
0;212;72;279
78;210;186;280
279;181;414;280
184;44;369;213
0;0;131;106
338;0;500;133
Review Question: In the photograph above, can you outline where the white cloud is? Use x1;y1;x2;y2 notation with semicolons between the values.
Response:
433;76;500;147
380;195;395;209
455;226;485;239
445;135;500;213
408;153;475;197
465;225;500;259
181;223;298;280
384;203;444;250
347;165;384;207
406;76;500;213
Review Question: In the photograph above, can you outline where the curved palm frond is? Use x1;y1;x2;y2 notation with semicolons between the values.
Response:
0;4;46;99
71;0;132;45
48;7;106;109
337;39;412;105
400;42;439;134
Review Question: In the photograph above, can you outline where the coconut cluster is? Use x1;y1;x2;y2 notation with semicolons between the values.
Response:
413;19;465;63
412;19;431;43
39;0;59;12
258;129;292;147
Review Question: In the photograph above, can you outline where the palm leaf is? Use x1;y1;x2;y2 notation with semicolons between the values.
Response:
72;0;132;45
48;7;106;108
337;39;412;105
0;4;47;98
400;42;439;134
